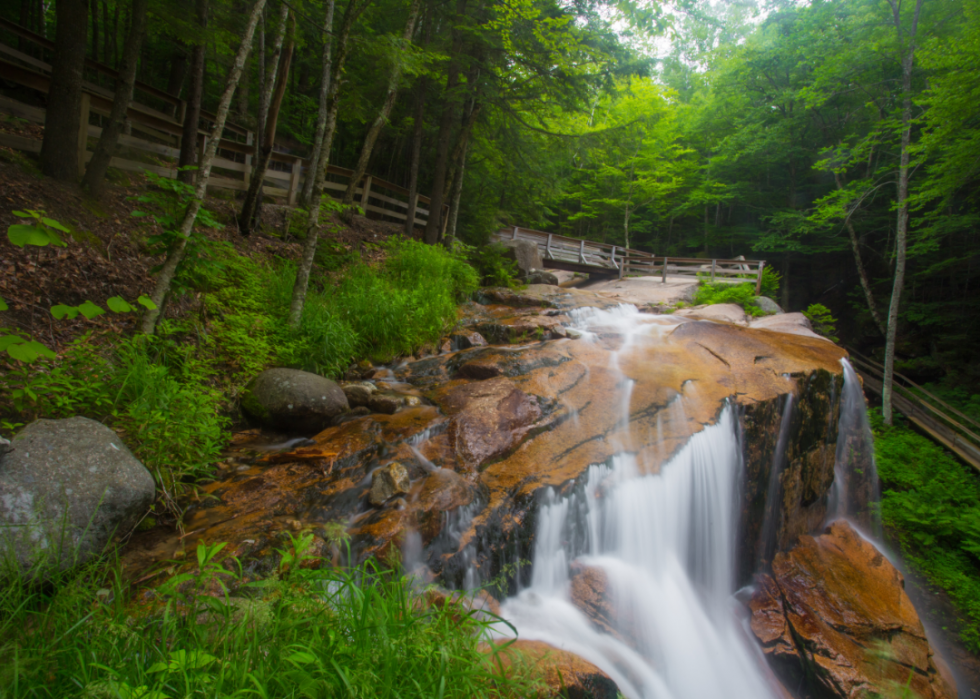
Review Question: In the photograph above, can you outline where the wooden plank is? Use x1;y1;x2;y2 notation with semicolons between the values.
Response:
0;94;45;123
0;40;50;72
755;261;765;294
0;131;41;152
77;92;90;175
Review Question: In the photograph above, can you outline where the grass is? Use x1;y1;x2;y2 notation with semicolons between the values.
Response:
871;408;980;651
0;536;541;699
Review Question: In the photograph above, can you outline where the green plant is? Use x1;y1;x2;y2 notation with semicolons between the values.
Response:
759;265;782;299
803;303;839;341
468;243;522;289
694;282;766;316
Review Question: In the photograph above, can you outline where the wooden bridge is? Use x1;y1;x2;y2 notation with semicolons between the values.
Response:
493;226;767;291
846;347;980;472
0;18;446;230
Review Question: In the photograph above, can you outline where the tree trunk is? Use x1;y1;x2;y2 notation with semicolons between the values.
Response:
299;0;336;208
177;0;209;184
90;0;99;65
882;0;923;425
836;173;886;336
239;21;294;236
444;104;477;246
340;0;422;221
39;0;88;181
102;0;110;68
403;80;426;235
165;45;188;117
423;0;467;244
82;0;148;198
141;0;267;334
19;0;31;53
289;0;373;328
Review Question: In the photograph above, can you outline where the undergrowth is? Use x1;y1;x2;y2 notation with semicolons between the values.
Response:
0;536;540;699
694;282;767;316
871;408;980;651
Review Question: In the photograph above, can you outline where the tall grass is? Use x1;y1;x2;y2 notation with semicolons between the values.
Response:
0;538;540;699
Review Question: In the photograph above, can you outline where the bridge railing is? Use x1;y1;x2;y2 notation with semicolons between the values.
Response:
846;346;980;471
0;19;445;229
494;227;765;290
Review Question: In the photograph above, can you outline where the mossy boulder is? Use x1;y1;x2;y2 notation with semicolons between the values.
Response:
242;368;349;434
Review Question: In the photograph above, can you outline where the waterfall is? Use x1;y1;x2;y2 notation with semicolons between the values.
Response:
495;305;780;699
829;358;881;534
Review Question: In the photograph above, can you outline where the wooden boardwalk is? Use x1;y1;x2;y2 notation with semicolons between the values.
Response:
847;347;980;472
493;226;766;289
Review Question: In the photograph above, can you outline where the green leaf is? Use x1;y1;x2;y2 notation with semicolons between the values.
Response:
146;662;169;674
44;228;66;247
0;335;23;351
7;224;50;247
24;340;57;360
287;651;318;666
137;295;158;310
6;341;39;362
131;210;148;217
51;304;80;320
0;297;7;311
11;210;33;218
41;217;70;233
77;301;105;320
107;296;134;313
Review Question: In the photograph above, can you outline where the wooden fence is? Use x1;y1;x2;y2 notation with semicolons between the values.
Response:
846;346;980;472
494;226;766;290
0;18;445;229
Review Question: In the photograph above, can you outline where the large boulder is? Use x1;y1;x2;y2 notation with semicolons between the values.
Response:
750;521;955;699
242;368;349;433
497;239;544;277
486;639;620;699
0;417;154;574
674;303;749;325
755;296;784;314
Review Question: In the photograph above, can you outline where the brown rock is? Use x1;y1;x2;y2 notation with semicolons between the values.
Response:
369;394;403;415
451;331;489;349
342;384;374;407
486;639;619;699
369;462;411;506
439;377;542;470
569;563;619;639
457;360;503;380
751;521;955;699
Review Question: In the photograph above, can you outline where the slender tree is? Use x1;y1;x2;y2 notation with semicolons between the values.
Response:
299;0;336;208
39;0;88;181
177;0;209;184
141;0;268;334
82;0;149;197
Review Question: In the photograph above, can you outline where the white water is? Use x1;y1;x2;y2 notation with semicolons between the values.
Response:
495;305;779;699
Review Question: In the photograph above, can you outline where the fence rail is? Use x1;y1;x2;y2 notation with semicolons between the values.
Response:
846;346;980;472
493;227;765;289
0;20;445;230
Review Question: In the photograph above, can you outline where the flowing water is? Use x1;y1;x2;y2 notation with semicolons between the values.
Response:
495;306;781;699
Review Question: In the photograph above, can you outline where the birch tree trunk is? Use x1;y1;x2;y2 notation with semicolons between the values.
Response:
836;173;887;335
403;80;426;235
299;0;336;208
882;0;923;425
289;0;374;328
83;0;149;197
339;0;422;221
141;0;267;334
253;2;289;165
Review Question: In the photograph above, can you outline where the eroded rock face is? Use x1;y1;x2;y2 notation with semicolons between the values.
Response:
486;639;620;699
750;521;955;699
369;462;411;506
242;368;349;433
1;417;154;574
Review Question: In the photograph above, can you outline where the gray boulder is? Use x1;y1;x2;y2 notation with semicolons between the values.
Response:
369;462;411;506
755;296;784;315
242;368;349;433
525;269;560;286
342;383;376;408
497;239;543;277
0;417;155;574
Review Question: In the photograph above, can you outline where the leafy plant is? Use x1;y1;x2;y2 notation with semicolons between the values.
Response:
694;282;767;316
468;242;522;289
803;303;839;342
759;265;782;299
6;209;69;248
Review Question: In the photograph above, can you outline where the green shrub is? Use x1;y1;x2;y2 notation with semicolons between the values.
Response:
468;243;522;289
803;303;839;342
0;540;541;699
872;409;980;651
759;265;782;299
694;282;766;316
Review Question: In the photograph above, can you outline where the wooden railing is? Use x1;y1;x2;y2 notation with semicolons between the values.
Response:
493;226;766;290
846;346;980;472
0;20;445;229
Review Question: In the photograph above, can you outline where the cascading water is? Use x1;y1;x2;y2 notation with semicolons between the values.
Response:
494;305;780;699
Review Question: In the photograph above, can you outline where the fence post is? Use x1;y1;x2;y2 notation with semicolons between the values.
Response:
243;131;253;188
578;239;586;264
512;226;518;240
288;157;303;206
662;256;668;284
546;233;553;259
755;260;765;294
77;92;90;175
711;259;716;283
360;174;373;211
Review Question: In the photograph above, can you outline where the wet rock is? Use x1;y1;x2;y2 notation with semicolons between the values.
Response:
750;521;955;699
525;269;560;286
486;639;620;699
345;359;377;380
497;239;544;276
438;377;542;470
332;406;372;425
342;383;375;408
368;394;403;415
569;563;619;640
755;296;784;314
439;339;453;354
0;417;154;574
674;303;748;325
369;462;411;506
242;368;349;433
750;312;828;342
450;331;488;350
457;359;503;380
